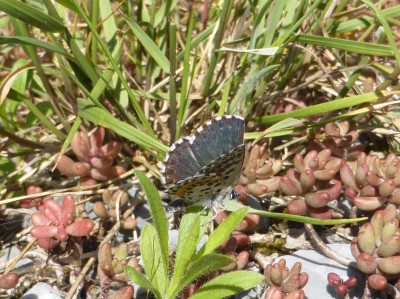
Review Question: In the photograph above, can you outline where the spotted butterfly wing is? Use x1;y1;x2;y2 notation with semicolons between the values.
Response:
162;115;245;208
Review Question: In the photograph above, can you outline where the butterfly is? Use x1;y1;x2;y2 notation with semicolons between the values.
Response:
161;115;245;212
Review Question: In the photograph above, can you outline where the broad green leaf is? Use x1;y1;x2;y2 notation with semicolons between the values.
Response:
140;224;166;298
134;170;169;288
0;0;65;32
225;201;368;225
124;17;170;73
169;207;201;297
125;265;160;298
178;253;235;295
197;207;248;257
190;270;264;299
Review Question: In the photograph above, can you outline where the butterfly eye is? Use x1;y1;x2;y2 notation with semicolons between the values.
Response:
230;190;239;200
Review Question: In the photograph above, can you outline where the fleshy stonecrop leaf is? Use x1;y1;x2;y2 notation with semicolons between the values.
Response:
30;194;94;249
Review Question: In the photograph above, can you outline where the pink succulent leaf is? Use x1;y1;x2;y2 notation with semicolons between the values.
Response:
307;206;332;219
60;195;75;226
31;212;50;226
325;158;343;172
281;275;301;293
357;223;376;255
121;217;137;230
287;199;307;215
360;185;378;198
55;154;91;177
294;154;306;173
247;182;268;196
0;273;19;289
44;207;60;225
299;170;315;188
36;237;59;250
368;275;387;291
257;177;280;192
356;253;377;274
340;163;358;190
56;227;68;241
355;163;369;187
365;171;384;186
377;256;400;275
305;192;330;208
65;219;94;237
90;156;113;169
236;251;249;270
280;176;301;196
325;179;342;200
285;262;302;279
31;225;58;238
381;219;398;241
385;159;399;178
101;141;122;159
44;199;62;218
71;132;90;162
90;166;125;181
379;179;396;197
353;196;387;211
108;285;134;299
313;169;335;180
93;202;110;219
256;161;273;177
390;189;400;204
377;234;400;257
90;127;105;150
264;286;284;299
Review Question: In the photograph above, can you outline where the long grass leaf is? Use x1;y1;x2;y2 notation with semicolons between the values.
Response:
298;34;393;56
77;100;168;156
0;0;65;32
124;17;170;73
225;201;367;225
255;92;380;124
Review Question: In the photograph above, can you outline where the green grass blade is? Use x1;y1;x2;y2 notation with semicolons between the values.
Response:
329;5;400;34
361;0;400;65
298;34;393;56
0;0;65;32
22;98;65;140
255;92;380;124
0;36;71;57
225;201;367;225
77;100;168;156
59;117;82;155
124;16;170;73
